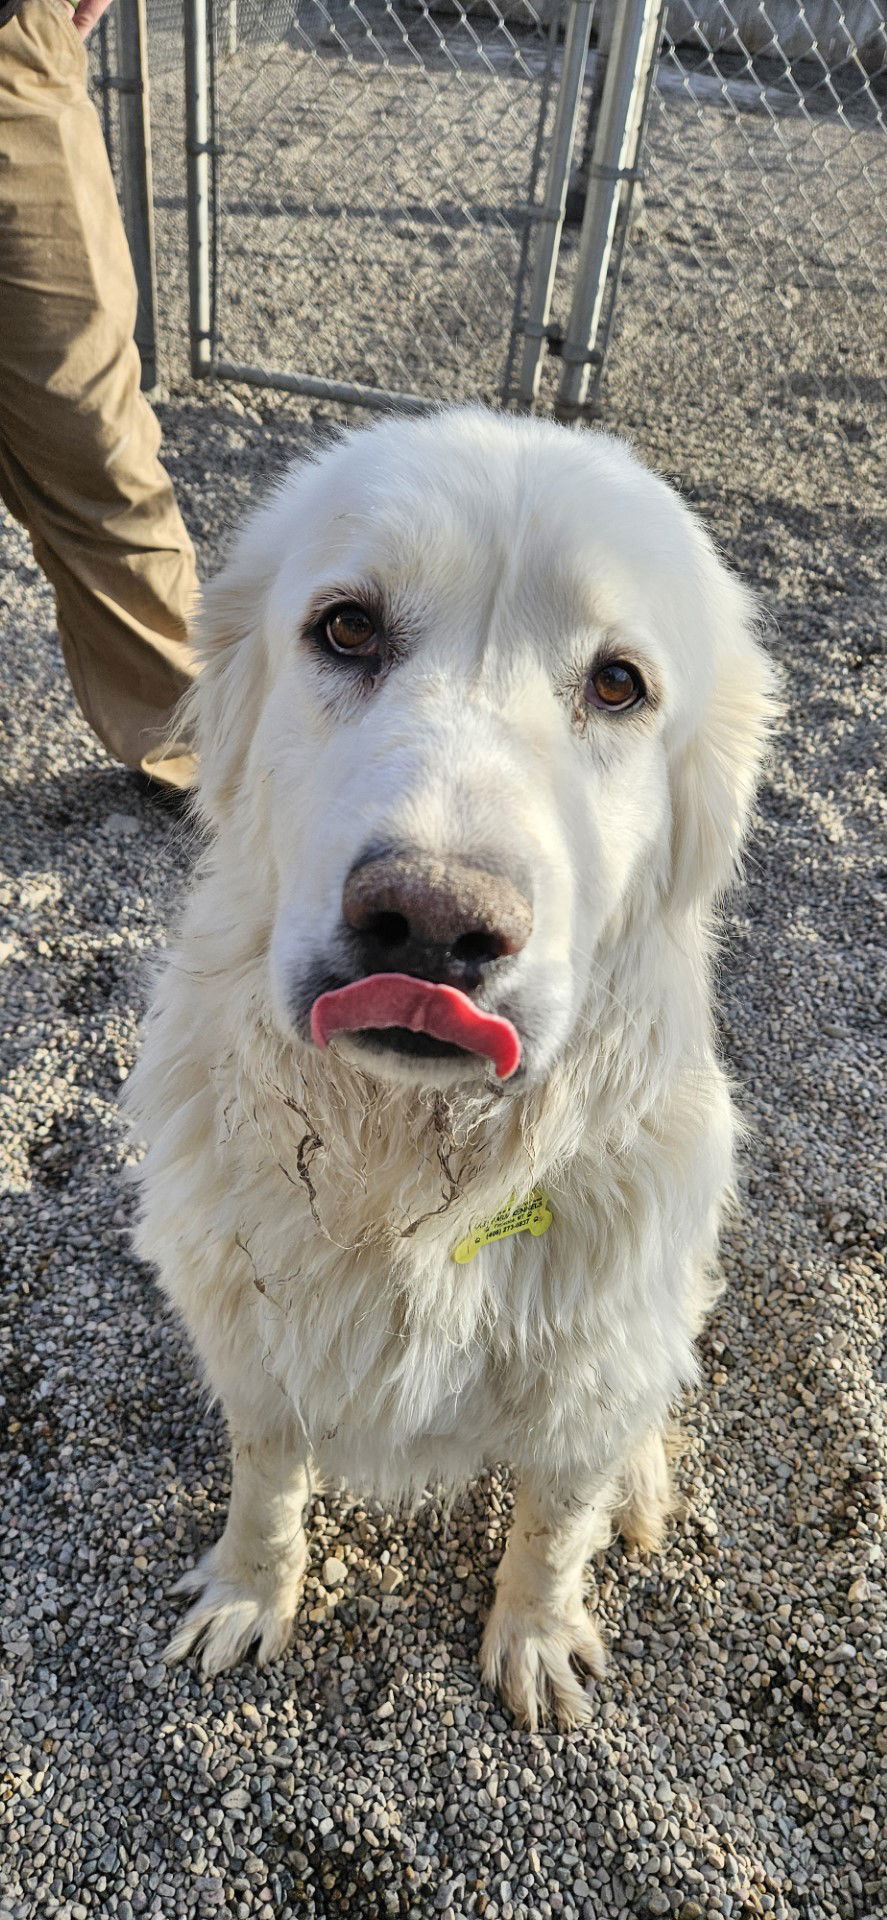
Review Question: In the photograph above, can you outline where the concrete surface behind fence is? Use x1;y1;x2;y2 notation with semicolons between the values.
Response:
414;0;886;65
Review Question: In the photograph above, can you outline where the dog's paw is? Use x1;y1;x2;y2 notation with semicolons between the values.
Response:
480;1595;607;1732
164;1539;308;1677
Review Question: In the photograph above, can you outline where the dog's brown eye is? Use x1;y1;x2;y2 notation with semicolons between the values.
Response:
586;660;645;712
325;605;379;656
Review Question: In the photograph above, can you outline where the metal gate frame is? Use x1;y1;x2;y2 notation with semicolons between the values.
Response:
181;0;663;419
95;0;160;392
184;0;436;413
516;0;665;421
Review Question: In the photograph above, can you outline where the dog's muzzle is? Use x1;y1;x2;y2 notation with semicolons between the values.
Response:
310;847;532;1075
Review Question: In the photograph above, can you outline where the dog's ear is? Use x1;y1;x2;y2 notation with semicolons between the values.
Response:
668;562;779;913
182;527;278;831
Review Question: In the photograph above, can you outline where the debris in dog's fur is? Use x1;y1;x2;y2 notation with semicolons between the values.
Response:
126;406;779;1730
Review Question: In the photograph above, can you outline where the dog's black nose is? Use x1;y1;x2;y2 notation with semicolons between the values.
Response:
342;850;532;988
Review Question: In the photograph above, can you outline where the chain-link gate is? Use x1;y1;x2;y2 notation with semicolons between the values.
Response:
96;1;886;460
172;0;885;441
181;0;577;412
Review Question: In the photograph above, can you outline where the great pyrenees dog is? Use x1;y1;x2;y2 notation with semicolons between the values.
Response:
126;408;776;1729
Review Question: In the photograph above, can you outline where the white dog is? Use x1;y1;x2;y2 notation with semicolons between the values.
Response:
126;408;776;1729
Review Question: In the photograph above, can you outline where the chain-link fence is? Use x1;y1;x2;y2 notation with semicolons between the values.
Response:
581;2;887;487
180;0;567;411
92;1;886;479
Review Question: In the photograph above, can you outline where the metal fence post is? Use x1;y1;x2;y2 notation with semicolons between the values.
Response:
555;0;662;423
184;0;214;378
581;0;665;416
94;12;115;171
115;0;160;391
514;0;598;409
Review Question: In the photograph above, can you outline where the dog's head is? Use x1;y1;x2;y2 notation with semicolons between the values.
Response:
189;410;776;1090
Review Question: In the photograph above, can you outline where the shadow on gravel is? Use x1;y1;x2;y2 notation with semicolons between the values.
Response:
0;764;194;879
266;1828;424;1915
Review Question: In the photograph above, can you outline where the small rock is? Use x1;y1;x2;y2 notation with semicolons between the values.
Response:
323;1556;347;1587
221;1788;250;1811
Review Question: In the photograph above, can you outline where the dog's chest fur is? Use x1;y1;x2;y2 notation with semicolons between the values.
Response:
131;958;725;1502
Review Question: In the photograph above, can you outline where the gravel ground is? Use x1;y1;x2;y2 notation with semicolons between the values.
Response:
2;18;886;1920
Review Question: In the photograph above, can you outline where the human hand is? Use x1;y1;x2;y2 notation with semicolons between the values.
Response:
70;0;116;38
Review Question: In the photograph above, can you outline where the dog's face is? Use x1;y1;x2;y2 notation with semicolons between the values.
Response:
195;412;774;1089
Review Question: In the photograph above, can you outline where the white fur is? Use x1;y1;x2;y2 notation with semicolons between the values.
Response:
125;408;777;1728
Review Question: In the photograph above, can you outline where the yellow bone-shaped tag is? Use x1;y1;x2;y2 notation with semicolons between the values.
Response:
452;1189;553;1265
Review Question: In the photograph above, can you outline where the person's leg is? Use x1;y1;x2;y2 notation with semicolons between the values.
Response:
0;0;198;787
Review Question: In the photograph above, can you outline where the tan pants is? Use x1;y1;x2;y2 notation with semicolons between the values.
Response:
0;0;197;787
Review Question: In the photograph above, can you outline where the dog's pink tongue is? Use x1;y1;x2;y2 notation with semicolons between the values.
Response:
310;973;521;1079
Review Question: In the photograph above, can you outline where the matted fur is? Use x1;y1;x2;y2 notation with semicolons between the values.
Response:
126;408;777;1729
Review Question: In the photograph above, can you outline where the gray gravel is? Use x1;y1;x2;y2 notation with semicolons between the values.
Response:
2;22;886;1920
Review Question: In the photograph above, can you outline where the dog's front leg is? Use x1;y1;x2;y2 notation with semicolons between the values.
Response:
480;1469;613;1731
165;1410;312;1678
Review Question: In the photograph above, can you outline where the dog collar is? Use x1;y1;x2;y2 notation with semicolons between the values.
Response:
452;1190;553;1264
